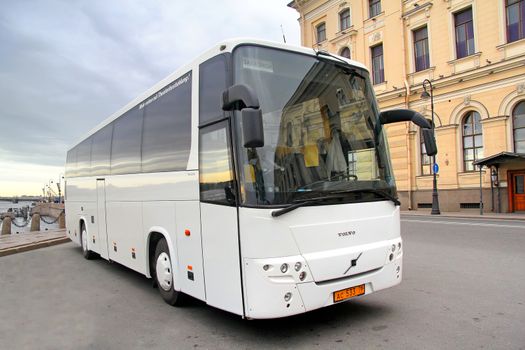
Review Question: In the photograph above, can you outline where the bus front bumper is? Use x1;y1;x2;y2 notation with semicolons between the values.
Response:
243;253;402;319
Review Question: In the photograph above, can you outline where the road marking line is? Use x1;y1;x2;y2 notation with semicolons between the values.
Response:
401;219;525;229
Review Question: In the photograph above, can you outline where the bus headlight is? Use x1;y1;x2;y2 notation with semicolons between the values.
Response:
284;292;292;302
280;263;288;273
299;271;307;281
294;262;302;271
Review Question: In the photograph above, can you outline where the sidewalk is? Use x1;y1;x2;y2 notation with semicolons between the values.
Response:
0;229;69;257
401;210;525;221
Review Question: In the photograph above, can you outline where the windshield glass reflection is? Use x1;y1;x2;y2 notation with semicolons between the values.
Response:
233;46;396;206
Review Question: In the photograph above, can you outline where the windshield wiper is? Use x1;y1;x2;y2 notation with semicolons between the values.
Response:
271;194;347;218
315;50;366;80
330;188;401;206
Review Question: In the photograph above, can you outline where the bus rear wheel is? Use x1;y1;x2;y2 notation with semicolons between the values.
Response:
153;238;185;306
80;224;96;260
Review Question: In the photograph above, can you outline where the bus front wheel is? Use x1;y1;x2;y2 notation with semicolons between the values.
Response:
153;238;185;306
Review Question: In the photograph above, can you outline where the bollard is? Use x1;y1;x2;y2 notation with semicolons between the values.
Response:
1;217;12;235
30;213;41;232
58;212;65;229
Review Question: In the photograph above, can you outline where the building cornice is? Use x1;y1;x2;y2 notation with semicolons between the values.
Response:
376;54;525;103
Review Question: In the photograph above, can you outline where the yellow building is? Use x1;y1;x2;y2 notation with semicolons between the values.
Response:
289;0;525;212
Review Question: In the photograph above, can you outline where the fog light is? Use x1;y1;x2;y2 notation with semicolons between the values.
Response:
299;271;307;281
284;292;292;302
294;262;302;271
396;266;401;273
280;263;288;273
263;264;270;271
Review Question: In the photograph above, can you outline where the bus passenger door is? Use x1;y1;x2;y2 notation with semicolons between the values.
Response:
199;120;244;316
96;179;109;259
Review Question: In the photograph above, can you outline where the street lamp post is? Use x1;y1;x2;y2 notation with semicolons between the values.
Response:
421;79;441;215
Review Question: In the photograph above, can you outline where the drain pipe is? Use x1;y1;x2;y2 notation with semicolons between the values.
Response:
399;4;413;210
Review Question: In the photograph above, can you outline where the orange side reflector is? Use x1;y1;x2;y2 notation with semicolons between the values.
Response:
187;265;193;271
184;229;191;236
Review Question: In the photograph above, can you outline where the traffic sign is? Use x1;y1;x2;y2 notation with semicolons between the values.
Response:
433;163;439;174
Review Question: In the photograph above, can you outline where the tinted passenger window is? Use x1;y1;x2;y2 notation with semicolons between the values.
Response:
142;71;192;172
199;55;228;124
111;106;143;175
91;123;113;176
199;121;236;205
65;147;77;178
76;137;92;177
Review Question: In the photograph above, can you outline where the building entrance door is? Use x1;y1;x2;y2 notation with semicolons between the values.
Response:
509;171;525;212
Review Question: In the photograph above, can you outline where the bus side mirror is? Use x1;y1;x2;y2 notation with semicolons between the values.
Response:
222;84;260;111
222;84;264;148
379;108;437;156
242;109;264;148
421;128;437;156
379;109;431;129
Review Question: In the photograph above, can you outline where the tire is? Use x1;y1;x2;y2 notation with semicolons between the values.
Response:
80;224;96;260
153;238;185;306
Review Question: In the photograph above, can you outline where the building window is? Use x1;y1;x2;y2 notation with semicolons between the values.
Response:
462;111;483;171
371;44;384;84
513;101;525;153
316;22;326;43
506;0;525;43
340;9;351;31
340;47;351;59
413;26;430;72
369;0;381;18
420;120;434;175
454;8;475;59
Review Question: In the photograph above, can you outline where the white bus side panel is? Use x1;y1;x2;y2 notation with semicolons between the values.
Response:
106;201;144;273
104;172;200;276
174;201;205;301
200;203;243;316
65;178;96;247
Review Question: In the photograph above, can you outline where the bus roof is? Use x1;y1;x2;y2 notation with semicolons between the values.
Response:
69;38;369;151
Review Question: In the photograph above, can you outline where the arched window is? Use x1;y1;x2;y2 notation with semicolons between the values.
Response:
513;101;525;153
340;47;351;59
340;9;351;31
462;111;483;171
420;120;434;175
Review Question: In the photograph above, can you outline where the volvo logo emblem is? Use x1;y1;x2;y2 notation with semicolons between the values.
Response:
343;252;362;275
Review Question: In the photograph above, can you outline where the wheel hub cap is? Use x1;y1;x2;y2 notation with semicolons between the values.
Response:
156;252;173;291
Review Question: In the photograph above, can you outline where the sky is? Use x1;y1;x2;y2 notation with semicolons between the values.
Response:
0;0;301;196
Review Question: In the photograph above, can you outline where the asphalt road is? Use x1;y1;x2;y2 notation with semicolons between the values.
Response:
0;216;524;350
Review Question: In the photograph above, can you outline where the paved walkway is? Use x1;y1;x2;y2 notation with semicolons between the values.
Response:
0;229;69;257
401;210;525;221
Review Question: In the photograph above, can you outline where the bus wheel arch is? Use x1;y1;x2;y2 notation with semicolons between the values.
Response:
145;228;178;283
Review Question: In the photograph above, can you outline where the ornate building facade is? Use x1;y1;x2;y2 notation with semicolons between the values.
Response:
289;0;525;212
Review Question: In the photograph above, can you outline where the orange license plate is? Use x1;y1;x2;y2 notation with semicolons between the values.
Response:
333;284;365;302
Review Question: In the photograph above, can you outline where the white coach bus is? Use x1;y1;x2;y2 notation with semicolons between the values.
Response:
65;38;436;319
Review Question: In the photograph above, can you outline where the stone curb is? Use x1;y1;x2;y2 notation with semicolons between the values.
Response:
401;212;525;222
0;237;71;257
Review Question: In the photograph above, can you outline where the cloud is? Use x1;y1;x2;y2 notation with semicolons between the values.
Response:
0;0;299;193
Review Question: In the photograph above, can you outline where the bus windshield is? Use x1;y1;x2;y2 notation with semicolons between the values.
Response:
233;45;396;206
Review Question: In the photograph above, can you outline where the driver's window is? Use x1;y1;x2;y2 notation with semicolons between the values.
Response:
199;121;236;206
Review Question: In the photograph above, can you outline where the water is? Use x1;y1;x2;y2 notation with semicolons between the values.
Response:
0;201;59;233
